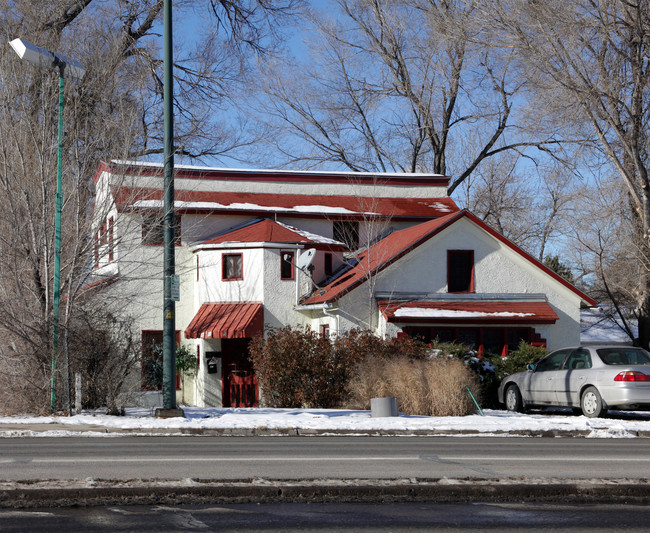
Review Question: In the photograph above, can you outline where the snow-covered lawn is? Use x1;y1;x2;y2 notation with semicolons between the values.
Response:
1;407;649;438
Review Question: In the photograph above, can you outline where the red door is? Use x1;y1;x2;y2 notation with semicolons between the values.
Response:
221;338;258;407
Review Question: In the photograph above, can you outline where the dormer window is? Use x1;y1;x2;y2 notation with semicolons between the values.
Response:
448;250;474;293
333;220;359;250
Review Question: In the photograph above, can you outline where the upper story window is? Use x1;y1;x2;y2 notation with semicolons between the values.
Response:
333;220;359;250
142;212;181;246
281;251;294;280
324;253;333;277
222;253;243;281
93;216;115;267
447;250;474;293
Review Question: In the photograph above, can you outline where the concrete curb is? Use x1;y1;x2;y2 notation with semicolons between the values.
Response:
2;479;650;508
1;423;650;438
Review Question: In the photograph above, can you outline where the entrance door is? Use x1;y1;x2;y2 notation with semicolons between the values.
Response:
221;338;258;407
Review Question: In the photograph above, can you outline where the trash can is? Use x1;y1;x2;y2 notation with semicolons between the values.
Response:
371;397;398;417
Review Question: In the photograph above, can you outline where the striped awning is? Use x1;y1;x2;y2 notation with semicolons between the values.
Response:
184;303;264;339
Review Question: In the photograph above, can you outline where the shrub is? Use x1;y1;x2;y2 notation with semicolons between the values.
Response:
430;340;547;409
250;328;431;408
250;326;362;408
347;354;481;416
488;341;547;381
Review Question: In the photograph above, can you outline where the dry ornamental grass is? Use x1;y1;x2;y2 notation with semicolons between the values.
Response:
347;355;481;417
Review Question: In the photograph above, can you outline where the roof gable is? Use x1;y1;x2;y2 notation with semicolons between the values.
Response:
301;210;596;306
301;211;463;305
197;218;345;248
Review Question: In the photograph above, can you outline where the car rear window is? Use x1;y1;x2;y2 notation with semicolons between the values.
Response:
596;348;650;365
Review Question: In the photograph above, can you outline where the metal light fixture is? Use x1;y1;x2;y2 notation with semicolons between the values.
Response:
9;37;85;412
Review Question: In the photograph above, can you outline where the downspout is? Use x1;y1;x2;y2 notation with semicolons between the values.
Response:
323;305;339;336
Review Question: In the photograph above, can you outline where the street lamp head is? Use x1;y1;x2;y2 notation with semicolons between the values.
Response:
9;38;85;80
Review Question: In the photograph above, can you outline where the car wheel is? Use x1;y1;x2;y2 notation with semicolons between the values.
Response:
505;385;524;413
581;386;607;418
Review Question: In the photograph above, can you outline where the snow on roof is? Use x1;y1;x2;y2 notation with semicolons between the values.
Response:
379;300;558;324
394;308;535;319
195;218;346;248
132;199;362;216
113;187;458;219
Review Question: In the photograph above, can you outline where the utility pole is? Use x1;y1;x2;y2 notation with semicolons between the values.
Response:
156;0;184;418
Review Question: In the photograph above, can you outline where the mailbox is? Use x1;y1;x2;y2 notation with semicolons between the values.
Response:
205;351;221;375
207;357;219;374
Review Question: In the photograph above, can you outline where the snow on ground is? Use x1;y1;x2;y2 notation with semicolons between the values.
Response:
1;407;650;438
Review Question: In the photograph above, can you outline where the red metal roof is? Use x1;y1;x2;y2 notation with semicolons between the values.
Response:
184;303;263;339
200;218;345;250
111;186;458;220
301;210;596;307
378;300;559;324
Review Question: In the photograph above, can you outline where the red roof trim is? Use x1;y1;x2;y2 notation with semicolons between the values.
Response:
184;302;264;339
98;161;450;187
378;300;559;324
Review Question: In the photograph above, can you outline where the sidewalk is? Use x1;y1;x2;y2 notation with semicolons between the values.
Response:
1;405;650;438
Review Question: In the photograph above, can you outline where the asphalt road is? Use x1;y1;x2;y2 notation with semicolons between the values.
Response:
3;502;650;532
1;435;649;481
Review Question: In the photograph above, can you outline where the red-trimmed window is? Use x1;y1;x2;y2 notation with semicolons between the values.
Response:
281;251;294;280
447;250;474;293
93;233;99;268
108;217;114;262
321;324;330;337
403;326;536;357
222;253;243;280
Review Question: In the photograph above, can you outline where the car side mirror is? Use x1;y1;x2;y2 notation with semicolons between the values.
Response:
527;363;536;371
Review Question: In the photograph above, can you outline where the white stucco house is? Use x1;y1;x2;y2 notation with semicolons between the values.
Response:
90;160;596;407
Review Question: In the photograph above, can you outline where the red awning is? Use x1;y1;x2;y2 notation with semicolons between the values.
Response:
378;301;558;324
184;303;264;339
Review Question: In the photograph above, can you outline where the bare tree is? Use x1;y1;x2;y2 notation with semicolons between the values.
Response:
248;0;564;195
489;0;650;347
459;155;579;261
0;0;300;413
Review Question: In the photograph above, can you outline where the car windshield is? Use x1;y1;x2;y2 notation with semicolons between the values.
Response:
596;348;650;365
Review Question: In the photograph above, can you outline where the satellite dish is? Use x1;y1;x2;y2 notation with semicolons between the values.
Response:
296;248;316;271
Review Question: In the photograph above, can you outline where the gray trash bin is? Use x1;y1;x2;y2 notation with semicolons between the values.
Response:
370;397;398;417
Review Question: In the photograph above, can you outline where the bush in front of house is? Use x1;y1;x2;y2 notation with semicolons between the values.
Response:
488;341;547;381
249;326;356;408
346;354;482;416
250;327;431;409
438;339;548;408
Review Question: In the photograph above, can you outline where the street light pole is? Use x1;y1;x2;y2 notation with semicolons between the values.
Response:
9;38;84;412
156;0;183;418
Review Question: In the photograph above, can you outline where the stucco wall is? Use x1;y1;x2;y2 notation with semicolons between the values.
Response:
310;218;583;350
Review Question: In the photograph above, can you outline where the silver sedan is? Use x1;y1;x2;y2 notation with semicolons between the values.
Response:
498;345;650;417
